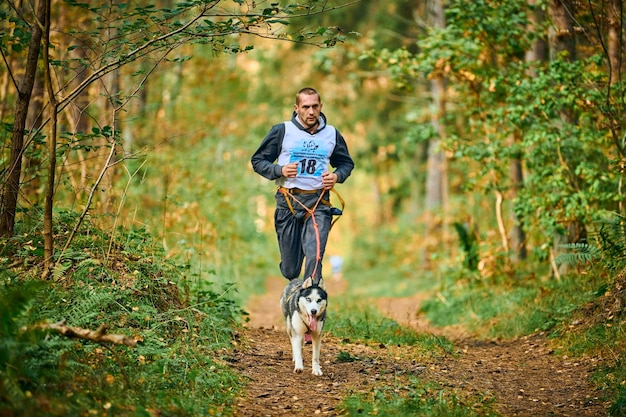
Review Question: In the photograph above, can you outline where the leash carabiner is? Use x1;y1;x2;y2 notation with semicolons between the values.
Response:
328;188;345;230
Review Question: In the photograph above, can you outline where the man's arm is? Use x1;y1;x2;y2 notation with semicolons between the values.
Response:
330;131;354;183
250;124;286;180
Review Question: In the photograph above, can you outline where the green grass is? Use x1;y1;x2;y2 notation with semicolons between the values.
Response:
0;215;245;417
341;379;499;417
327;298;454;356
410;262;626;414
326;296;501;416
419;271;602;339
4;207;626;416
346;269;438;299
592;357;626;417
342;214;626;414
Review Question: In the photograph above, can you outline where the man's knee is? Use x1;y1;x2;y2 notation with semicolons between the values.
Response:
280;262;301;280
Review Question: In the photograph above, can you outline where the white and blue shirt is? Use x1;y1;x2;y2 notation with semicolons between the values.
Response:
251;111;355;190
276;118;337;190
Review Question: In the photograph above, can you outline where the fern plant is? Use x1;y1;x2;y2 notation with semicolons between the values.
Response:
556;213;626;272
1;209;245;416
555;242;602;266
0;277;57;412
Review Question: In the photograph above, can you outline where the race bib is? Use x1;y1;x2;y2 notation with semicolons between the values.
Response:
288;139;329;178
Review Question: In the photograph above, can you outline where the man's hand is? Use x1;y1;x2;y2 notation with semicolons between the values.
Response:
281;163;298;178
322;172;338;190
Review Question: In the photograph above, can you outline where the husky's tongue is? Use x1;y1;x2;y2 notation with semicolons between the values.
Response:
308;315;318;331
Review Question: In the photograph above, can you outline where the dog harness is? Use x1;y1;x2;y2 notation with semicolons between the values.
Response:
278;186;345;228
278;186;344;283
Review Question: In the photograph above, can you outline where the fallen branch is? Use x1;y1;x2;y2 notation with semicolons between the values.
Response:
30;320;139;347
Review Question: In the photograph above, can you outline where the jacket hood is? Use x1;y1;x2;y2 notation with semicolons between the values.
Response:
291;111;327;134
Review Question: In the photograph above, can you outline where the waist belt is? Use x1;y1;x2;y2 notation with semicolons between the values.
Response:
278;186;345;229
283;187;321;195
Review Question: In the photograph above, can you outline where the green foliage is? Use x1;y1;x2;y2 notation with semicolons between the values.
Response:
336;350;358;363
118;129;276;303
0;278;49;404
556;213;626;272
327;294;496;416
593;357;626;417
0;213;244;416
503;59;617;241
327;299;454;357
420;269;604;339
362;0;623;269
341;377;498;417
2;0;626;412
555;242;602;267
545;213;626;413
594;214;626;271
549;275;626;415
54;0;351;61
0;0;360;246
452;221;479;271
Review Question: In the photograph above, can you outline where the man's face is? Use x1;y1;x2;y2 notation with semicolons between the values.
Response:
294;93;322;131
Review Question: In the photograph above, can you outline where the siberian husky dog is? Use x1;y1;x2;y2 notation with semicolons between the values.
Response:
280;276;327;376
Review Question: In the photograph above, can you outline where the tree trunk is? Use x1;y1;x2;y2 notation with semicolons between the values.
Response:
508;0;550;262
21;71;46;205
42;0;58;275
548;0;576;62
0;0;46;237
548;0;585;278
424;0;448;214
418;0;449;269
0;63;10;122
607;0;624;211
525;0;548;67
607;0;622;86
0;0;22;126
509;133;527;261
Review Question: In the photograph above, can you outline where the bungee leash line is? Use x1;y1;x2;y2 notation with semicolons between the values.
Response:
278;187;328;284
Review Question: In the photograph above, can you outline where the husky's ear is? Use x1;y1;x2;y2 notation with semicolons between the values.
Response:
317;277;326;291
302;276;313;289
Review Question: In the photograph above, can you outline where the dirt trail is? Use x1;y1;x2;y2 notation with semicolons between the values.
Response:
230;276;609;416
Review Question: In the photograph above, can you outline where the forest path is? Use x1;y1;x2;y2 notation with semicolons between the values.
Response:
230;276;608;416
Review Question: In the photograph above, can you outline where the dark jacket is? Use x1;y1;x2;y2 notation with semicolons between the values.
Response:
250;111;354;184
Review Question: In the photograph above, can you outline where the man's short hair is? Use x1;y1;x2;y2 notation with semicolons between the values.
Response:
296;87;321;104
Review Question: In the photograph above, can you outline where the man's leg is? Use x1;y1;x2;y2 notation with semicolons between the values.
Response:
275;207;304;280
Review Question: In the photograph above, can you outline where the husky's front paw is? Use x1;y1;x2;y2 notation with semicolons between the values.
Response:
312;365;323;376
293;355;304;373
